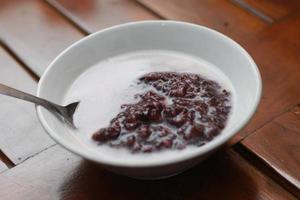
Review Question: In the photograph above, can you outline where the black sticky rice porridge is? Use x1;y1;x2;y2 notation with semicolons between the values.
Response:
92;72;231;153
63;50;233;155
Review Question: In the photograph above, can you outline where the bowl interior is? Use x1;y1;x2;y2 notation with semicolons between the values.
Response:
37;21;261;167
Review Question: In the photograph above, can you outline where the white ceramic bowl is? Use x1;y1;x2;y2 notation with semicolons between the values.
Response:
37;21;261;179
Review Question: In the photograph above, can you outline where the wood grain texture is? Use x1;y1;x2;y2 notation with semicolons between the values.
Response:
0;145;296;200
242;109;300;196
240;13;300;137
0;46;54;164
0;0;83;76
47;0;160;34
234;0;300;21
137;0;267;44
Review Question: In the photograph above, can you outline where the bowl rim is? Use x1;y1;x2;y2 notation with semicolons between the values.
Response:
37;20;262;168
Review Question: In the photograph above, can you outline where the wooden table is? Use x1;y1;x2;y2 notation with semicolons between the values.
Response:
0;0;299;199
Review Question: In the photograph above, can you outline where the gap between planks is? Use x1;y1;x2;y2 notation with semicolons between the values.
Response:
0;41;39;81
230;0;274;24
46;0;164;35
44;0;90;35
234;143;299;198
236;103;300;197
0;150;15;169
134;0;167;20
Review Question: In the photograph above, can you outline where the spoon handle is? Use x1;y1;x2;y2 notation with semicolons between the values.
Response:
0;83;60;112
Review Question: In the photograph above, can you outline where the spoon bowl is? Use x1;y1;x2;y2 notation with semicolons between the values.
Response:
0;83;79;127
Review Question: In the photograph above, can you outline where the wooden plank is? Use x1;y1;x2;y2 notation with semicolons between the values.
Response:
240;14;300;136
0;46;54;164
233;0;300;21
242;108;300;196
0;145;296;200
47;0;160;34
0;0;83;76
137;0;267;44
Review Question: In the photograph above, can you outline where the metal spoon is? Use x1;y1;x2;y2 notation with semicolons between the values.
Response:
0;83;79;127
